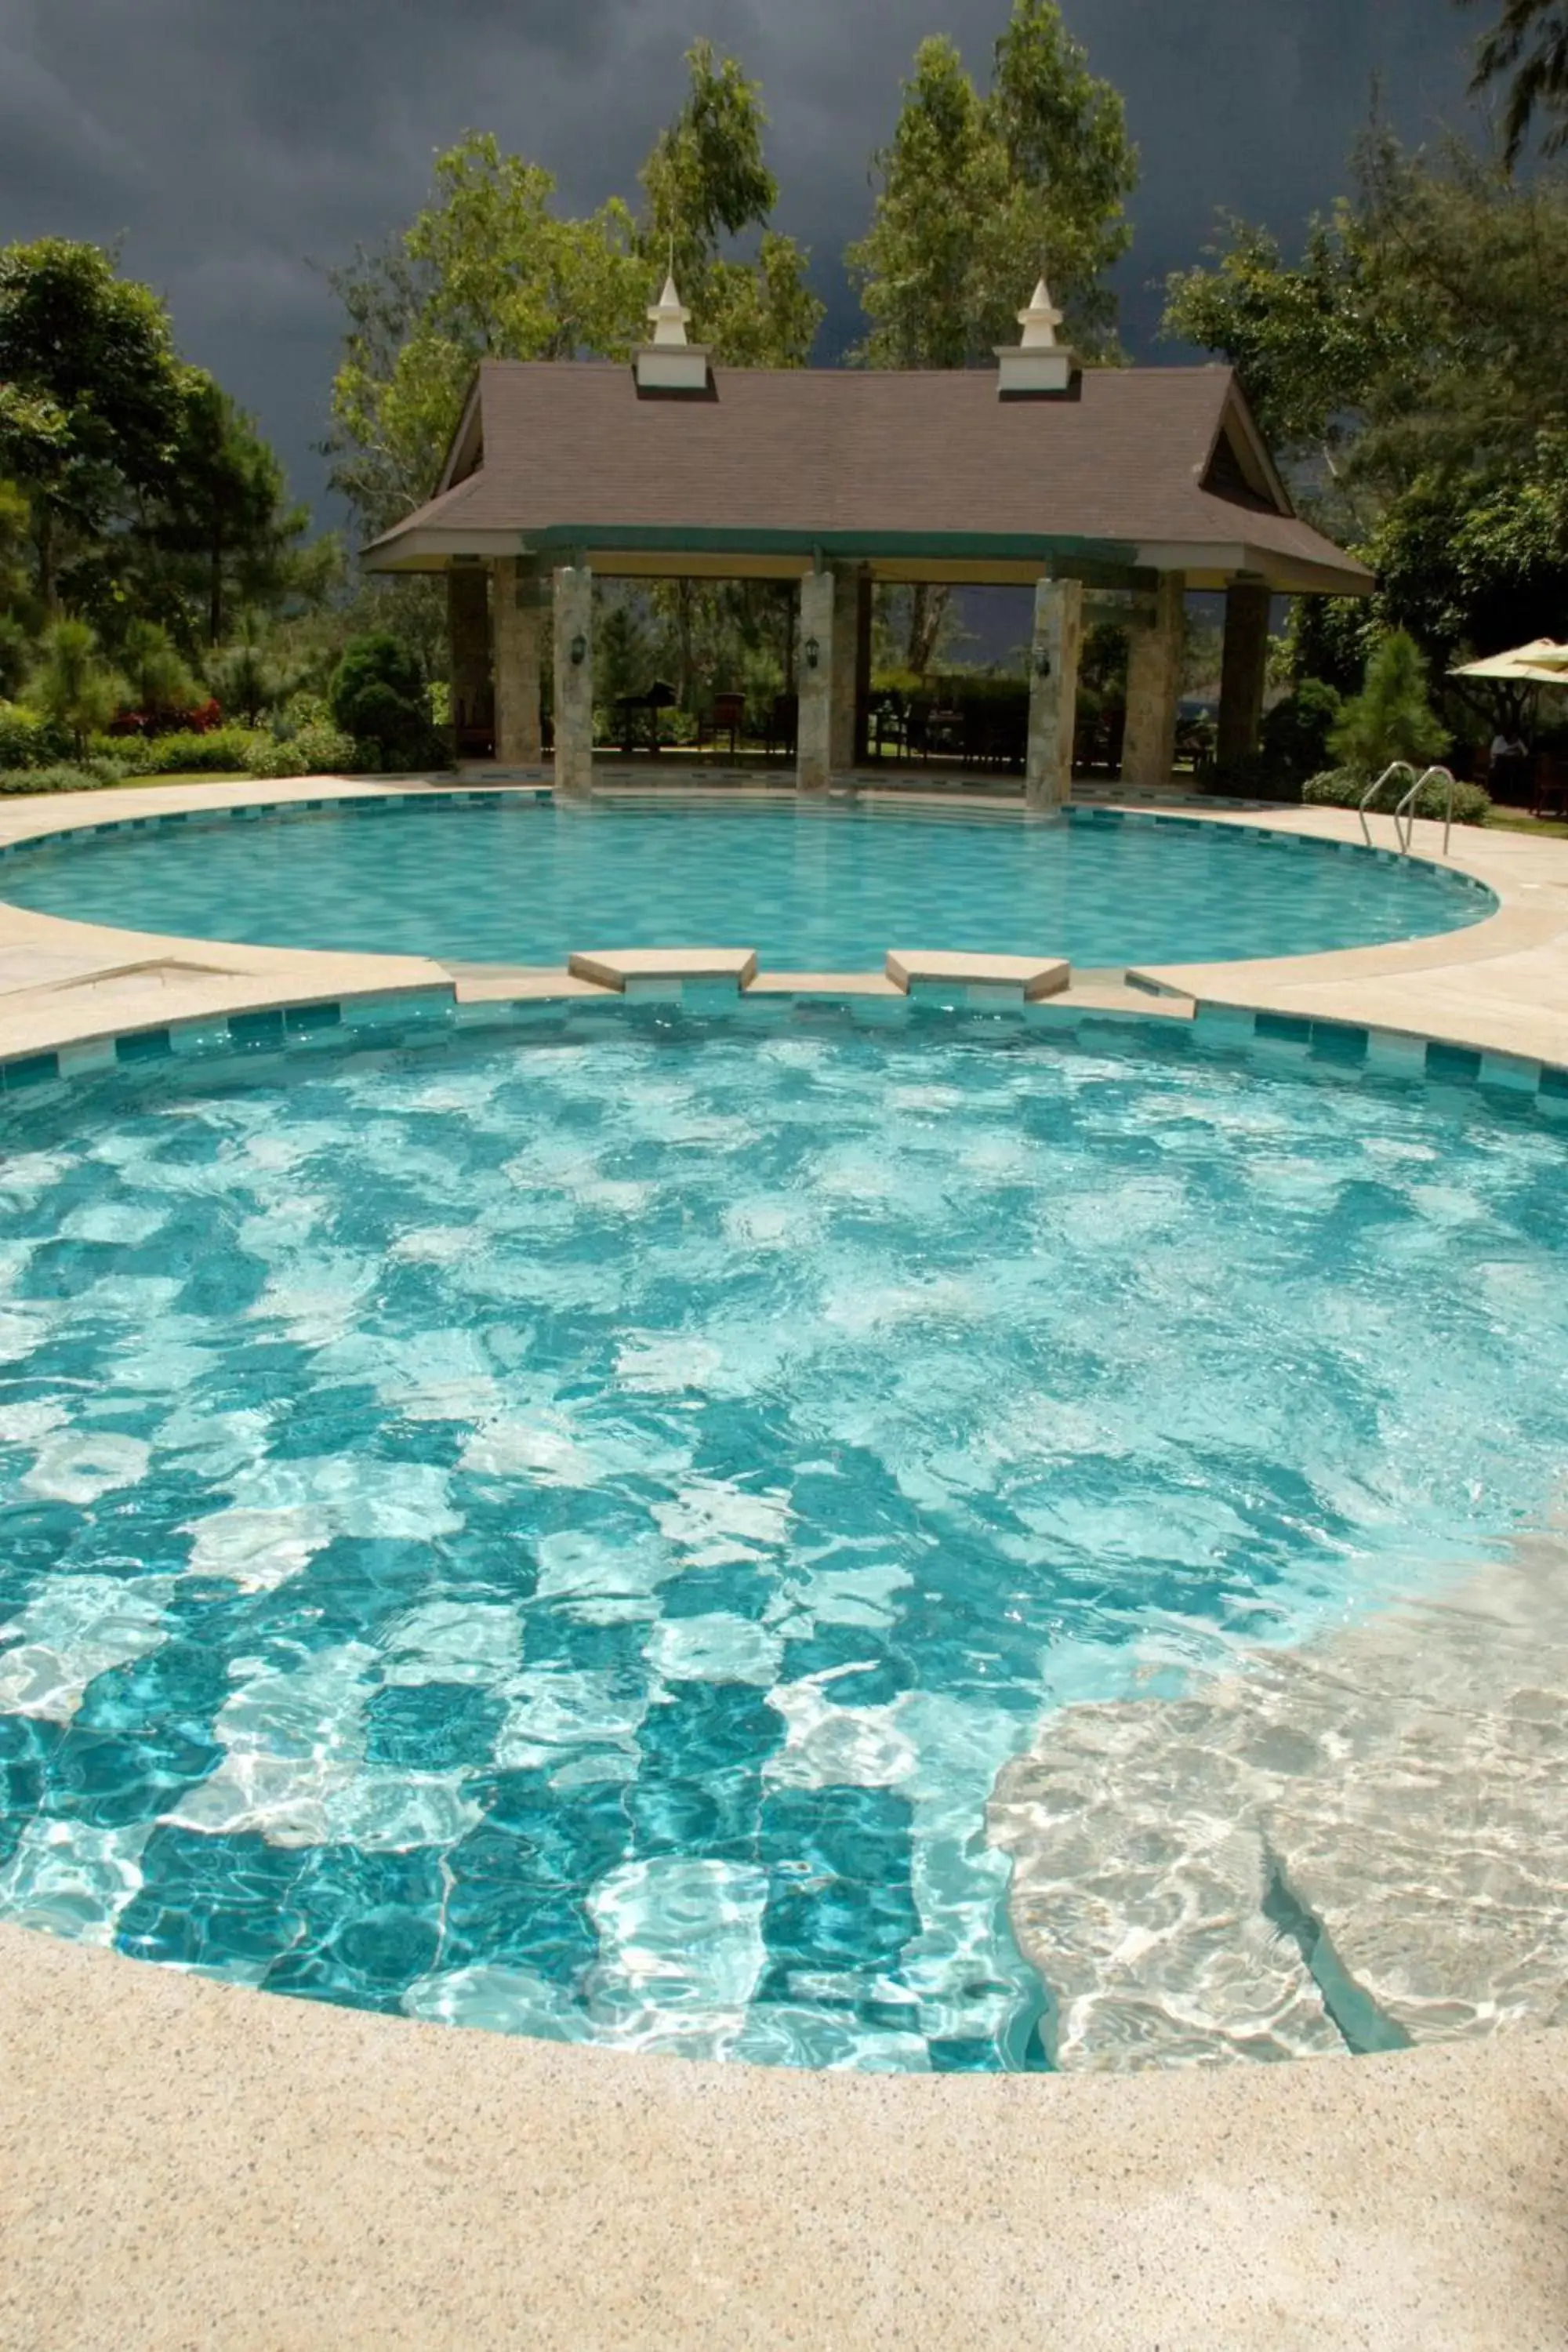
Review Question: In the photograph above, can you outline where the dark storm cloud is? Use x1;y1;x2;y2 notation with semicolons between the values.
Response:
0;0;1483;516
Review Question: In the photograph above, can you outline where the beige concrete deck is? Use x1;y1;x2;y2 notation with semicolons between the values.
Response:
2;772;1567;2350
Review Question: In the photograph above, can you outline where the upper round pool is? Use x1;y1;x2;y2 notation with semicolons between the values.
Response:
0;795;1491;968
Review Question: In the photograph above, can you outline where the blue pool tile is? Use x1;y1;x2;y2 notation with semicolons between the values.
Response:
1426;1040;1483;1086
2;1051;60;1090
228;1007;286;1049
114;1028;172;1064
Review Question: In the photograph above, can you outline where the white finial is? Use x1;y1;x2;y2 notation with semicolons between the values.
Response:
648;274;691;348
1018;278;1064;350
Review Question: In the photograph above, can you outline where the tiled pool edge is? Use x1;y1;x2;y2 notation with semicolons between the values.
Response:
5;974;1568;1119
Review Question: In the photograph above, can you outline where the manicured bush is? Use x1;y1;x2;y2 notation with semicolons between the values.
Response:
122;726;264;775
0;757;131;796
1304;765;1492;826
243;722;360;780
328;633;445;770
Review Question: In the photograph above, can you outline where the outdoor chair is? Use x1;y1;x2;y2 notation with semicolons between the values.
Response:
696;691;746;756
614;679;677;757
764;693;797;760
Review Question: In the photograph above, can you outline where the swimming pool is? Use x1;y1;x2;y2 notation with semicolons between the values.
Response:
0;796;1490;969
0;1003;1562;2070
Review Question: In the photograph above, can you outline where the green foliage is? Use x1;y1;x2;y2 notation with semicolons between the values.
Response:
1465;0;1568;165
639;42;822;367
1261;678;1344;779
1304;766;1493;824
1327;632;1451;772
31;619;122;755
0;757;131;796
329;50;821;541
96;725;263;775
146;379;313;646
118;618;198;722
327;136;647;534
0;702;64;768
243;723;361;780
0;616;29;700
327;630;443;768
0;238;193;609
848;0;1138;367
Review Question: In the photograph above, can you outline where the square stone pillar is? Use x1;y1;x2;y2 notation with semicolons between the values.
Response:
1217;582;1272;772
828;564;859;777
1120;572;1185;789
1025;577;1083;809
493;557;543;765
552;564;594;797
797;568;834;792
446;568;492;751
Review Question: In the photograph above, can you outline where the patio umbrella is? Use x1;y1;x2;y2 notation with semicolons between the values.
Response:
1450;638;1568;685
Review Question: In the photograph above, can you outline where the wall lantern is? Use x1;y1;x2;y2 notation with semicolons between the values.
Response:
804;635;822;672
1033;648;1053;680
569;632;588;668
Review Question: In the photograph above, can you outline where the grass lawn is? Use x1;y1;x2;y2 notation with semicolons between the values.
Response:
1486;808;1568;842
114;771;249;787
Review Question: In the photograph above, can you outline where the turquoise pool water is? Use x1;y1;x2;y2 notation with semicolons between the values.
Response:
0;797;1490;968
1;1007;1563;2069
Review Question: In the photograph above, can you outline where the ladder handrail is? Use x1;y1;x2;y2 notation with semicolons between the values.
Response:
1357;762;1420;848
1391;764;1457;856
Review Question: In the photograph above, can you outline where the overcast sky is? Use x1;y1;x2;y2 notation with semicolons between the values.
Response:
1;0;1486;521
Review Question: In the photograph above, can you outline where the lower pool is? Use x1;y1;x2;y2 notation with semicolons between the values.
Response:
0;1006;1563;2069
0;795;1490;968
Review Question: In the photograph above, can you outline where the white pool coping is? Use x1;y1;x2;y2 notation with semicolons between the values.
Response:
1;770;1566;2350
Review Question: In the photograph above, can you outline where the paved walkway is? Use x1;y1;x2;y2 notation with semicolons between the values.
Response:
1;773;1566;2350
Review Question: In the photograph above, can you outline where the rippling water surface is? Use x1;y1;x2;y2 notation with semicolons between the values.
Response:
0;1007;1563;2069
0;797;1490;967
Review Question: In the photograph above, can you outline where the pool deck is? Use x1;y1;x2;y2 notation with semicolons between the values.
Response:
2;771;1567;2350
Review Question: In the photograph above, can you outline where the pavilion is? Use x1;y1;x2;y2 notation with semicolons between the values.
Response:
363;279;1373;802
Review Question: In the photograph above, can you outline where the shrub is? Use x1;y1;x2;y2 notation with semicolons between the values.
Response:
328;633;445;770
1261;679;1342;780
1329;631;1450;774
1304;765;1492;826
0;758;131;797
31;619;124;757
243;722;360;779
0;702;66;770
129;726;264;775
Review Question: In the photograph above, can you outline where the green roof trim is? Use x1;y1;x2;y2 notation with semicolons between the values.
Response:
518;523;1159;587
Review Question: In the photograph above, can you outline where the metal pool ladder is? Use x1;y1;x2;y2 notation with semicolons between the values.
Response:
1356;762;1458;858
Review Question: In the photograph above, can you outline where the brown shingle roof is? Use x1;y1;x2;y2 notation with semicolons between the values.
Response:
365;360;1371;592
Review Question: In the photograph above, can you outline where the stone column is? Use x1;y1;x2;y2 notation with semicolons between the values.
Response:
493;557;543;766
552;564;594;797
828;564;858;777
797;568;834;792
1216;582;1272;774
1025;577;1083;809
446;568;492;753
1120;572;1185;789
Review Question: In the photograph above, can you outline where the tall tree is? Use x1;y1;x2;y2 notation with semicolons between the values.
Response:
0;239;192;611
1164;127;1568;675
1463;0;1568;164
848;2;1136;670
640;41;822;366
848;1;1138;368
149;379;312;644
327;135;647;536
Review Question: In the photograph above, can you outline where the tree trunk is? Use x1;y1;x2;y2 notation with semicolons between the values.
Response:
907;584;949;680
209;534;224;646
